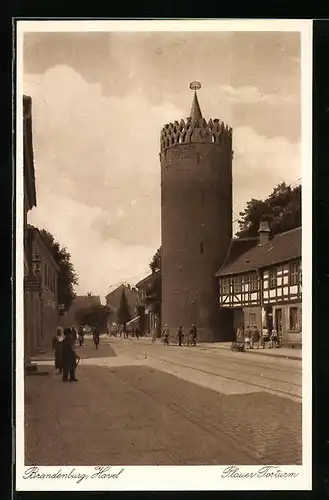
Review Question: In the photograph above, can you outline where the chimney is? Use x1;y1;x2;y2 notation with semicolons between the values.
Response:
258;220;271;246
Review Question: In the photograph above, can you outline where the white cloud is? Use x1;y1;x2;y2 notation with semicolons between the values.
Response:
233;126;300;226
217;85;295;105
25;64;300;300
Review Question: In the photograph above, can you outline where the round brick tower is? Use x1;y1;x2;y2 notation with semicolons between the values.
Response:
160;85;233;342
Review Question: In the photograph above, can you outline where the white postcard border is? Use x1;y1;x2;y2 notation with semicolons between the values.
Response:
15;18;313;491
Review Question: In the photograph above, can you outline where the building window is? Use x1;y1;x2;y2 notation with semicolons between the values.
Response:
289;262;299;285
221;278;230;294
233;276;242;293
269;269;277;289
249;312;257;327
289;307;299;330
250;273;258;292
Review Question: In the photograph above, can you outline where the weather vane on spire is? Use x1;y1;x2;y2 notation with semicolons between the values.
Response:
189;81;202;91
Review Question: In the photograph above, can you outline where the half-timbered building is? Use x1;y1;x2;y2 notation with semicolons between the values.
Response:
216;223;302;347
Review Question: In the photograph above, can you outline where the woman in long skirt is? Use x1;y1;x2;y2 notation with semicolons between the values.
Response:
53;329;64;373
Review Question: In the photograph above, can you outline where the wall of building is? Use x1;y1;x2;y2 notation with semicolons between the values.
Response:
31;232;59;352
24;290;42;359
243;306;262;332
161;128;232;342
272;302;302;347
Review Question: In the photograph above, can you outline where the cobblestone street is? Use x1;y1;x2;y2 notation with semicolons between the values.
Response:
25;337;302;466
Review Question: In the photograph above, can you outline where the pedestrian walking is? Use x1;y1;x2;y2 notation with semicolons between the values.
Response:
52;329;63;373
244;326;251;350
177;325;184;346
135;326;140;340
232;326;245;351
252;325;261;349
261;327;270;348
246;325;253;348
270;328;279;348
62;328;79;382
162;324;170;346
71;326;77;346
78;325;84;346
93;327;100;349
190;324;197;347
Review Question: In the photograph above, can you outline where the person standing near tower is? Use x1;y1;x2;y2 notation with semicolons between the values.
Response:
62;328;79;382
162;324;170;346
190;324;197;347
177;325;184;346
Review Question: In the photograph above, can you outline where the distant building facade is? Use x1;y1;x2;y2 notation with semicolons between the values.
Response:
135;272;161;335
59;294;101;328
217;224;302;348
105;284;140;323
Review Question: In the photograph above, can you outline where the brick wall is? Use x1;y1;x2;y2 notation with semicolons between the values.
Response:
161;140;232;342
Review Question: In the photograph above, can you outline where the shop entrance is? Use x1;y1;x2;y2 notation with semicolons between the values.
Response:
264;306;274;332
214;308;235;342
275;308;284;343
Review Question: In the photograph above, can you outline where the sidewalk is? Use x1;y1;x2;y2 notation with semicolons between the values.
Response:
139;337;302;361
200;342;302;361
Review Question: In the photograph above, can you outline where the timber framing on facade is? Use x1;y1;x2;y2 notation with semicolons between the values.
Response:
216;227;302;346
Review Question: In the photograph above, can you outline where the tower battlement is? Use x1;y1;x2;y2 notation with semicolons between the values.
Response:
160;117;232;152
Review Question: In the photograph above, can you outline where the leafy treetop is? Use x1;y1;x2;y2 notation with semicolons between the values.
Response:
236;182;301;239
38;228;79;313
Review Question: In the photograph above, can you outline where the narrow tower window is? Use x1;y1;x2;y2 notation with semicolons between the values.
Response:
200;241;204;254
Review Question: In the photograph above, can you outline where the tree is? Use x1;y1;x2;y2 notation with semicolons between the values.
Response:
75;304;112;330
236;182;301;239
144;273;161;314
38;228;78;313
117;289;131;330
150;247;161;274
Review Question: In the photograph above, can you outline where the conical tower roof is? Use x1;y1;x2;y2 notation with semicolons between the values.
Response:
190;91;203;123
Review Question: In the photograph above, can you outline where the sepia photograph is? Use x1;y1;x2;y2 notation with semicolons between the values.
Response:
16;20;312;491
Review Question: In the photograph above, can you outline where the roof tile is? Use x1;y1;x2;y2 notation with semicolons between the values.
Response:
216;227;301;276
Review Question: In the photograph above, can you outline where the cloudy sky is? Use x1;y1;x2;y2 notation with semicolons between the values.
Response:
23;28;301;302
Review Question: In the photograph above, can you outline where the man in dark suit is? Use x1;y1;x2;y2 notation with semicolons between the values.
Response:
62;328;79;382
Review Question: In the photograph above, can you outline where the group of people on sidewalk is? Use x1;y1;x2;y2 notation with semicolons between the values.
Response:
153;324;198;347
233;325;281;352
52;325;102;382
